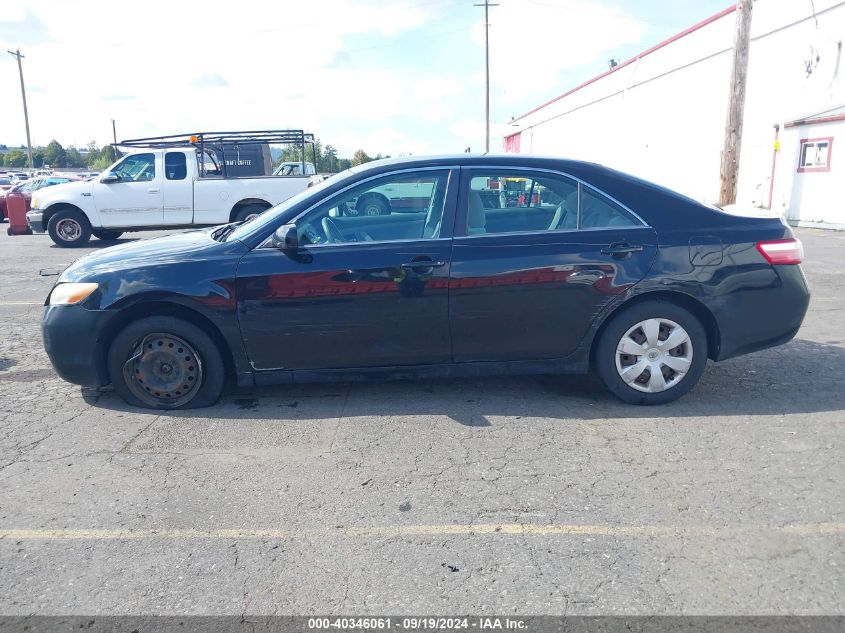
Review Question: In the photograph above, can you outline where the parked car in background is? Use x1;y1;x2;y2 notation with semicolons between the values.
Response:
40;154;809;410
28;130;323;247
1;176;78;221
0;181;25;220
0;177;13;191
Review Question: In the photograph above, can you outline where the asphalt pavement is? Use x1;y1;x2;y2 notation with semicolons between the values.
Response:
0;227;843;615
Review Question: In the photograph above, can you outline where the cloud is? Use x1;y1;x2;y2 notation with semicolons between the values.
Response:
193;74;229;88
473;0;646;105
0;8;49;45
0;0;647;156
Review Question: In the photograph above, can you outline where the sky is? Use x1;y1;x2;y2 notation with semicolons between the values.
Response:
0;0;732;157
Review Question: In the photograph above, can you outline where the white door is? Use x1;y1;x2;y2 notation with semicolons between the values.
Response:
94;152;163;227
162;151;193;225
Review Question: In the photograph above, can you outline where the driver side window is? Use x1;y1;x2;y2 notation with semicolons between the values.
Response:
295;170;450;246
112;153;156;182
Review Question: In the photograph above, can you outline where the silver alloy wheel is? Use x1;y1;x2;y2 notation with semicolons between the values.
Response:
364;204;382;216
56;218;82;242
614;318;693;393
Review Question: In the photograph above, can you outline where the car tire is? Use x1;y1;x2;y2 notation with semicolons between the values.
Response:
92;229;123;241
356;195;389;216
233;204;268;223
107;316;226;410
47;208;92;247
594;300;708;405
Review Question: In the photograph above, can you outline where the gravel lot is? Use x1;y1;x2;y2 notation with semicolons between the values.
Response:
0;227;843;615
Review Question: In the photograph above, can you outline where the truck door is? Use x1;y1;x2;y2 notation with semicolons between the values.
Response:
93;152;163;227
162;151;193;225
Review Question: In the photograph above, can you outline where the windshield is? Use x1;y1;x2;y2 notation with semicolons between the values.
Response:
19;179;43;193
225;171;351;243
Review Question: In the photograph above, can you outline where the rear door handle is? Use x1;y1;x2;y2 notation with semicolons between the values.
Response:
601;242;643;256
401;260;446;270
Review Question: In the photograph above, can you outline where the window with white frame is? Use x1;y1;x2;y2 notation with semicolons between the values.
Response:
798;137;833;172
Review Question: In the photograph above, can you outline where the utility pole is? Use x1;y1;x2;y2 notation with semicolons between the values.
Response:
719;0;753;206
112;119;117;144
475;0;498;154
7;49;34;173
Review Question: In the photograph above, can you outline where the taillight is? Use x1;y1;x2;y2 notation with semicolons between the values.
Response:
756;238;804;265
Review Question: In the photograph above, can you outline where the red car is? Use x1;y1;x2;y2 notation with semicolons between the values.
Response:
0;177;77;221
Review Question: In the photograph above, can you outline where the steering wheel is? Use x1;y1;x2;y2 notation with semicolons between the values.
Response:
321;216;345;243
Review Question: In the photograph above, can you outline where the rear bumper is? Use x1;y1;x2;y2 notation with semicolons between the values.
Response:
713;264;810;361
42;304;113;386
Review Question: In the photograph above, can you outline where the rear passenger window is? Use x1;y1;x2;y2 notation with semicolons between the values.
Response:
165;152;187;181
465;172;579;236
580;188;640;228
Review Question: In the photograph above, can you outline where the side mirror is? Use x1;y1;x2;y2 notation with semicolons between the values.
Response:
271;223;299;251
101;173;119;184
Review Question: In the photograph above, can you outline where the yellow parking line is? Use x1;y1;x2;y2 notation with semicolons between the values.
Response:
1;522;843;541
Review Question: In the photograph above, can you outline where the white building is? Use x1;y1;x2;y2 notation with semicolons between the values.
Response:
504;0;845;228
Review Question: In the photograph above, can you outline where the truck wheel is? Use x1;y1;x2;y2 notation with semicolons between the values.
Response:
593;300;708;405
233;204;268;223
356;195;390;216
47;209;92;247
92;229;123;241
108;316;226;410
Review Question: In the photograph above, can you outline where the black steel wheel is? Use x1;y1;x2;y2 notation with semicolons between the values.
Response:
108;316;226;409
233;204;268;223
92;229;124;241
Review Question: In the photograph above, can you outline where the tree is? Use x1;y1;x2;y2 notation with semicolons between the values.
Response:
32;148;45;168
65;147;85;168
351;149;372;166
43;140;66;168
323;145;338;173
101;145;116;163
5;150;27;167
92;145;117;171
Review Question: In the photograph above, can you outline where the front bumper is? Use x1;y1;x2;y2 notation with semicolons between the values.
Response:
27;210;45;233
42;304;114;386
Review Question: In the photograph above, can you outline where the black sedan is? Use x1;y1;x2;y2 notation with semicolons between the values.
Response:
41;155;809;409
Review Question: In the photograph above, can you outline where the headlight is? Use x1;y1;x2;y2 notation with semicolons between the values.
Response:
30;196;40;209
48;282;99;305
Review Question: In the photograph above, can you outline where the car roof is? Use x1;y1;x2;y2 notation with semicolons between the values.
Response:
350;154;740;231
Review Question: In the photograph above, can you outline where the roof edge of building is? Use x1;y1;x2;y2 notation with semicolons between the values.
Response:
508;3;737;127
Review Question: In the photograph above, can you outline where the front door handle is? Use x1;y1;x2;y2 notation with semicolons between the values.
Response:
401;260;446;270
147;188;160;194
601;242;643;257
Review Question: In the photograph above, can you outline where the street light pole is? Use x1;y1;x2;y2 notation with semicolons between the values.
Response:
475;0;498;154
7;49;34;173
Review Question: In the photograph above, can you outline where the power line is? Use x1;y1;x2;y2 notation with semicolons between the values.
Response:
474;0;498;153
7;49;34;172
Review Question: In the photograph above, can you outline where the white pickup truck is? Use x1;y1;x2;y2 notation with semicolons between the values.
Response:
28;146;320;247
